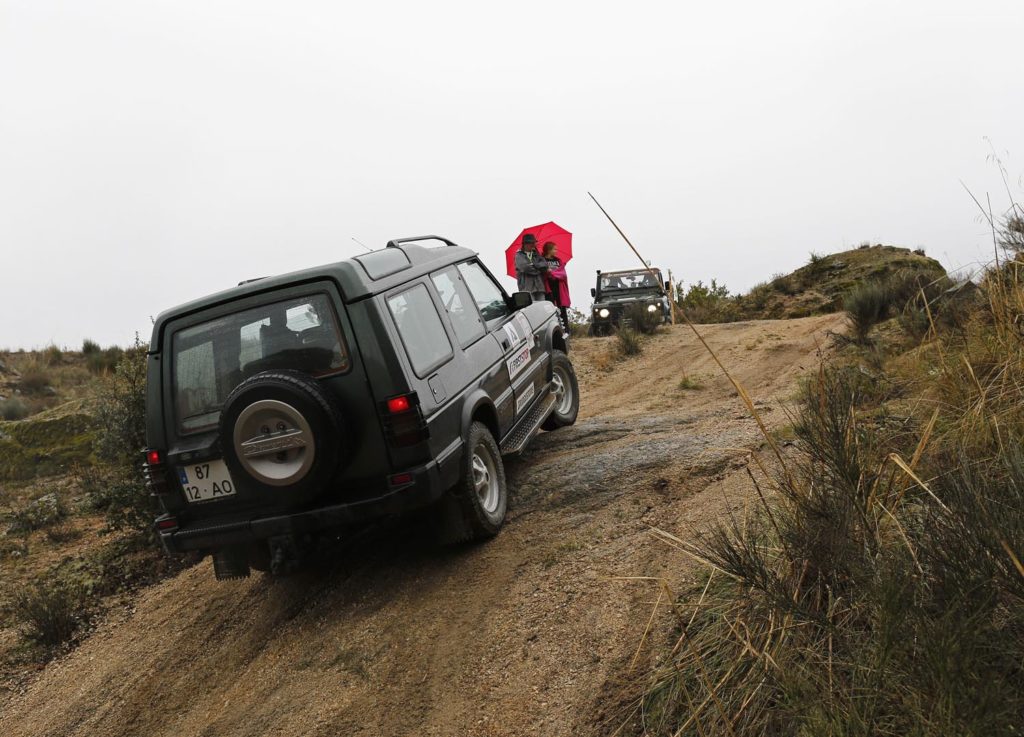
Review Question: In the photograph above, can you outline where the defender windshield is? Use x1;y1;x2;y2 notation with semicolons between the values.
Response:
600;270;663;291
172;294;348;434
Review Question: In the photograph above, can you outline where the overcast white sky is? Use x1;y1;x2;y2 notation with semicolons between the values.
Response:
2;0;1022;348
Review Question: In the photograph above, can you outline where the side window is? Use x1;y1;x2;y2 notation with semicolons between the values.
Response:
457;261;510;325
387;283;453;376
431;267;486;346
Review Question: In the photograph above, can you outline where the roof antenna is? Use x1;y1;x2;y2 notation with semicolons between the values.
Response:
351;237;372;253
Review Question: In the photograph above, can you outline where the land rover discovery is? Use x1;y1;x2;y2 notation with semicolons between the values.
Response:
142;236;579;579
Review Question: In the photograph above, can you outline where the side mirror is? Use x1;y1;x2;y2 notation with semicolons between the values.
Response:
511;292;533;310
664;281;671;292
590;288;597;298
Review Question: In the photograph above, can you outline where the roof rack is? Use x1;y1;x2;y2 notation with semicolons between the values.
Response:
385;235;459;249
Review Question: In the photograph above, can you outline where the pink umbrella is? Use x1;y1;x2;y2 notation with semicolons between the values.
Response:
505;222;573;278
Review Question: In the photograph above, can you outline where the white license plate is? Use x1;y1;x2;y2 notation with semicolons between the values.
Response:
177;459;237;503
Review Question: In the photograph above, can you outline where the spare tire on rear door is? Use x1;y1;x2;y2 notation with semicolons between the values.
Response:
219;370;347;506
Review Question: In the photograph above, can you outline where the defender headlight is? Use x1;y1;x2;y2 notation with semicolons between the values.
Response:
598;308;610;318
647;304;657;313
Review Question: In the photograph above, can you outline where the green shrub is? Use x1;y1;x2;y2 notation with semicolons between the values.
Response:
13;579;86;648
566;307;590;339
998;212;1024;252
887;267;948;308
770;272;798;295
676;279;738;324
616;326;643;357
44;521;82;544
93;342;146;467
0;396;29;420
8;493;67;533
89;338;155;536
18;362;52;393
677;374;705;390
898;304;932;341
741;281;772;312
81;339;101;355
86;346;123;375
43;344;63;366
0;535;29;559
843;280;893;341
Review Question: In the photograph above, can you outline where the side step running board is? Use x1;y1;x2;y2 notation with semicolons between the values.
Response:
500;391;556;455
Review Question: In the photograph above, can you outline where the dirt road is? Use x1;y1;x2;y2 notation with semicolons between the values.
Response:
0;315;842;737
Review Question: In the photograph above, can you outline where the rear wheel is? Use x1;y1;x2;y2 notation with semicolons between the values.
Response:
542;350;579;430
438;422;507;542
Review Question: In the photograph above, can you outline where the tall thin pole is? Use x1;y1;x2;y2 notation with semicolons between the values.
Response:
588;192;677;324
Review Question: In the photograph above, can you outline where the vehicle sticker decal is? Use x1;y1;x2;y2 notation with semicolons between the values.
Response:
502;322;521;347
513;313;535;348
515;383;536;414
506;344;532;381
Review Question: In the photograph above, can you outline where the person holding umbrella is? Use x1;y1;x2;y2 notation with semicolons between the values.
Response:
514;233;549;302
542;241;571;331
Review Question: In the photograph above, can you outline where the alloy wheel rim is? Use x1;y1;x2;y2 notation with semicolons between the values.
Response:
552;367;573;415
472;445;500;515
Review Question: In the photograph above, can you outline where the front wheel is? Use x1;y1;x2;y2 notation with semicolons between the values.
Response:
542;350;580;430
437;422;507;543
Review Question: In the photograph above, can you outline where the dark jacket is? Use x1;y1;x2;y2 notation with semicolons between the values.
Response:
514;249;548;293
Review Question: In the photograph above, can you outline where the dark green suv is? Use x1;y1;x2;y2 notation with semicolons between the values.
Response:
142;236;579;579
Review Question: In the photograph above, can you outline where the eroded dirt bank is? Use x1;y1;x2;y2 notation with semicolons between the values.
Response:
0;315;842;737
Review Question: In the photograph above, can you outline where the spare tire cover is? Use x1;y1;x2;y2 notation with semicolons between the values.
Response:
219;370;346;505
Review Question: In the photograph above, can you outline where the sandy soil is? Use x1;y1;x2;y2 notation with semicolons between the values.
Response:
0;315;843;737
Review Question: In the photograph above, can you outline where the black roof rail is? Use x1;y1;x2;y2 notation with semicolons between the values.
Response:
237;277;268;286
385;235;459;249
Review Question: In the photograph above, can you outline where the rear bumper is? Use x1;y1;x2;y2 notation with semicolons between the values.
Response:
157;458;447;554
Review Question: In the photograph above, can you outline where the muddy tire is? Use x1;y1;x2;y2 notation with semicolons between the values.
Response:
542;351;579;431
437;422;507;543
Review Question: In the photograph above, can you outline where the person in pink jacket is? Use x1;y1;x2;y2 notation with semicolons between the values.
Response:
542;241;571;331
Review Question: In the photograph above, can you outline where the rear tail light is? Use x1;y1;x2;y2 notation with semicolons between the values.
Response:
381;392;429;447
389;472;414;487
141;448;170;496
387;396;411;414
155;516;178;531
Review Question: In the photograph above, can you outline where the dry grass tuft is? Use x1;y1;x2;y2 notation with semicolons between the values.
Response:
616;327;644;357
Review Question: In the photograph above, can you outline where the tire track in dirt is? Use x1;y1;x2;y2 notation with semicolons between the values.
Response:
0;315;843;737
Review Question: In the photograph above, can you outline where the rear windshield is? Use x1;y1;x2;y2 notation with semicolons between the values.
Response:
172;294;348;434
